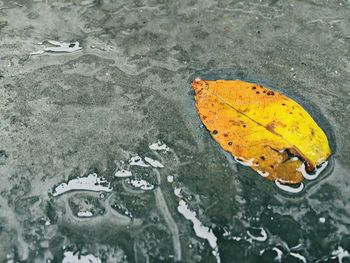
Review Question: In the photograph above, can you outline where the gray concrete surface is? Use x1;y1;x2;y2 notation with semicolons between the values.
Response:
0;0;349;262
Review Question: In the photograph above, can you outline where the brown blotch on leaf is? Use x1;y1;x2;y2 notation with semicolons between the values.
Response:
266;121;277;132
252;86;256;90
230;120;242;126
256;91;260;94
260;156;265;160
212;130;218;135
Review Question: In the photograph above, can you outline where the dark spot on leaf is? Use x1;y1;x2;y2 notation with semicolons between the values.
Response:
212;130;218;135
256;91;260;94
260;156;265;160
252;86;256;90
282;103;286;106
270;165;274;168
228;142;233;146
267;91;275;96
289;112;293;114
223;133;228;137
243;124;246;128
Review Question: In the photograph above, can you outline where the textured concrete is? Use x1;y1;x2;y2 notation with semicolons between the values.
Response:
0;0;349;262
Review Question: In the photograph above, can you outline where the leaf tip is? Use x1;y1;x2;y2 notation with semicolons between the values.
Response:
192;78;206;89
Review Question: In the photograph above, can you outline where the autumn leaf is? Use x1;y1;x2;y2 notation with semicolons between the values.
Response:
192;79;331;184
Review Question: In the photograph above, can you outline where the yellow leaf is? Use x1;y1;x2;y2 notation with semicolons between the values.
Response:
192;79;331;184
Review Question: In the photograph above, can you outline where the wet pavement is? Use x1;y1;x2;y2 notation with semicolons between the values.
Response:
0;0;349;262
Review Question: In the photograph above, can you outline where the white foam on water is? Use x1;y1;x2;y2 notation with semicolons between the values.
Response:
234;157;256;167
30;50;45;55
177;200;221;263
174;187;182;197
297;161;328;180
130;179;154;190
272;247;283;262
149;141;170;151
257;169;269;177
223;227;231;237
222;227;243;241
31;40;82;55
115;169;132;178
167;175;174;183
275;180;304;193
247;227;268;242
319;217;326;223
331;246;350;263
144;157;164;168
6;254;13;263
291;244;303;250
77;211;93;218
129;156;150;167
289;252;307;263
62;251;101;263
52;173;112;196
